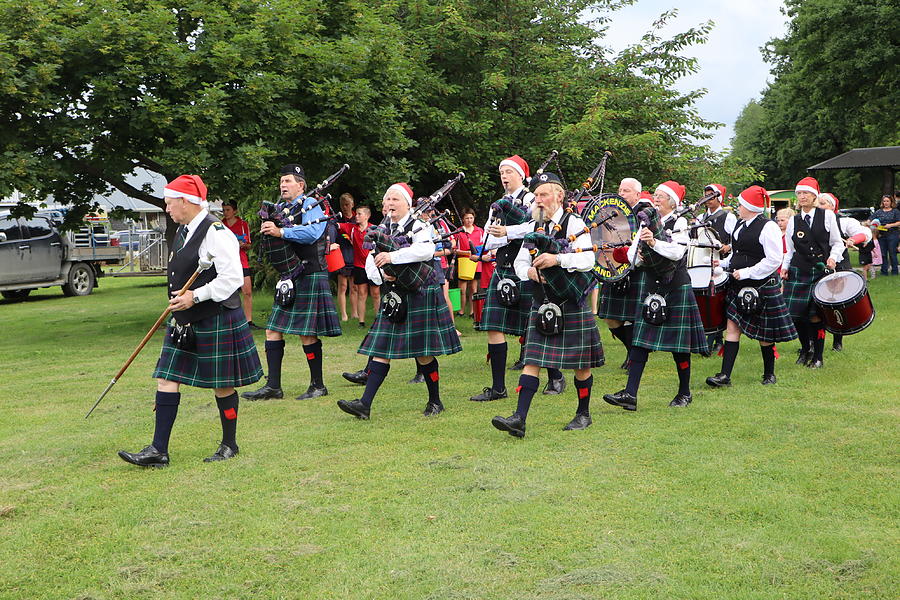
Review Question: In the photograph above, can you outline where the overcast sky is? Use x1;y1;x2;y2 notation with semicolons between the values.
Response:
600;0;790;153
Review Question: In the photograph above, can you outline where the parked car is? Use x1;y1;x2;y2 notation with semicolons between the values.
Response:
838;207;873;221
110;229;156;250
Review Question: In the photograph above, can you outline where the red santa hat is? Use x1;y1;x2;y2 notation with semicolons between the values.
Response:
385;182;414;205
656;180;686;207
818;192;839;211
795;176;820;196
498;155;530;180
704;183;726;204
639;191;653;203
164;175;208;206
738;185;770;213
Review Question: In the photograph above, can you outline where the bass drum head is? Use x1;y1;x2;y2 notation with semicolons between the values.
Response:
580;193;636;282
690;268;729;290
814;270;865;307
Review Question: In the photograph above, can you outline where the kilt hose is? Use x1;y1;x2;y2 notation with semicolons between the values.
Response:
597;272;646;322
523;300;605;370
154;307;263;388
726;276;798;343
359;284;462;360
632;280;710;355
267;271;342;337
782;266;825;320
477;265;533;335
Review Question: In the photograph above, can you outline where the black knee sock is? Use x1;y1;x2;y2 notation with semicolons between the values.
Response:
215;392;239;452
303;340;323;386
488;342;507;391
760;344;776;377
517;336;526;362
151;391;180;453
832;333;843;347
419;358;441;406
721;340;740;377
514;374;540;420
611;324;634;350
574;375;593;415
547;367;563;381
794;319;809;353
264;339;285;389
360;360;390;408
812;325;826;361
364;356;373;373
625;346;649;396
673;352;691;395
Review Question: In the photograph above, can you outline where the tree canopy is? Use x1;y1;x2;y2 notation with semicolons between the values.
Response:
0;0;756;228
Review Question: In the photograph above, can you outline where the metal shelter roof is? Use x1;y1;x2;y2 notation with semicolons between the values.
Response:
808;146;900;171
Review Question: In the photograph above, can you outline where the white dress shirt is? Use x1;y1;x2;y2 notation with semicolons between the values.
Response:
701;207;737;237
719;215;784;280
180;209;244;303
627;221;687;265
514;207;595;281
838;216;872;244
365;212;436;285
783;207;846;268
661;212;689;245
483;186;536;251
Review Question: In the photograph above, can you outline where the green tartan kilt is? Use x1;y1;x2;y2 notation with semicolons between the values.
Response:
267;271;342;337
597;272;645;322
726;276;798;343
153;307;263;388
782;267;824;320
359;284;462;359
632;277;710;355
477;266;533;335
523;300;605;369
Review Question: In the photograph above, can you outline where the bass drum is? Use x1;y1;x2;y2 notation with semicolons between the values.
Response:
813;270;875;335
693;271;728;334
580;193;636;283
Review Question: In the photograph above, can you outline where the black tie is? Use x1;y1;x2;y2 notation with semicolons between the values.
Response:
389;222;398;235
173;226;188;252
804;213;812;227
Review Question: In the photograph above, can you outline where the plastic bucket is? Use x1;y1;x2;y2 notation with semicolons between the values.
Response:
457;257;477;280
448;288;461;312
326;247;345;272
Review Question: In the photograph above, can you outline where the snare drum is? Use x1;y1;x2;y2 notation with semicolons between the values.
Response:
813;271;875;335
472;291;487;325
693;271;728;333
686;227;721;288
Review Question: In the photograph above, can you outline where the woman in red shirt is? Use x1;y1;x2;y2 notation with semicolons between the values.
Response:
456;207;484;317
222;200;258;328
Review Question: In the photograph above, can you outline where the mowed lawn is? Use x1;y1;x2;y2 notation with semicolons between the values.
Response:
1;274;897;599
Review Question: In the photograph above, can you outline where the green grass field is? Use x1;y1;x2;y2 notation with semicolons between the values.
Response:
1;274;898;599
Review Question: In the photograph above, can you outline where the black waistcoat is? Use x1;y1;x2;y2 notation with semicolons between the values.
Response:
703;209;732;245
168;215;241;325
291;227;328;273
495;188;531;269
730;216;768;278
791;209;830;271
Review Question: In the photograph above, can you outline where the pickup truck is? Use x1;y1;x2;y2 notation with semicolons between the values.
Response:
0;212;125;300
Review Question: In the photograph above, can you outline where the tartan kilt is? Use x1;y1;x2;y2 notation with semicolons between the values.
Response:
523;301;605;369
267;271;342;337
725;277;798;343
597;272;645;322
153;307;263;388
632;279;710;355
359;284;462;359
477;266;533;335
783;267;824;320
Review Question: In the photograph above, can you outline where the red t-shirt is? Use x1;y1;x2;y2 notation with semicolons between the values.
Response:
341;221;373;268
224;216;250;269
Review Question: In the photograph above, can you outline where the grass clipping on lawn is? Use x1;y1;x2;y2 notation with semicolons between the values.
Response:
0;275;897;599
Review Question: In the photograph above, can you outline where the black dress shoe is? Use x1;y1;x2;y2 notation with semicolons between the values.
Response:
508;358;525;371
296;384;328;400
619;359;630;370
491;413;526;438
705;373;732;388
796;351;810;365
337;399;370;420
543;376;566;395
563;412;592;430
831;342;843;352
669;393;692;407
806;359;824;369
603;389;637;411
761;374;777;385
118;445;169;467
423;402;444;417
408;372;425;384
342;369;368;385
241;385;284;401
469;387;508;402
203;443;238;462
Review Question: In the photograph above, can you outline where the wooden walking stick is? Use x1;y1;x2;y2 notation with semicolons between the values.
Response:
85;254;214;418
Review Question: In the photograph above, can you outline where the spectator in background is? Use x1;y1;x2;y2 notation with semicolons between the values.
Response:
872;194;900;275
340;205;380;327
455;207;483;318
222;200;258;328
335;193;359;320
775;207;795;254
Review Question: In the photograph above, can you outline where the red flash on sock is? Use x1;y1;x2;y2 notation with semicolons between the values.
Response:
224;408;237;420
515;385;522;393
773;345;780;359
429;371;439;382
518;336;525;345
678;361;689;370
717;345;725;357
817;329;826;340
306;352;316;360
577;387;589;399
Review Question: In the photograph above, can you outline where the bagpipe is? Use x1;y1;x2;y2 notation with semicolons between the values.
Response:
634;206;681;283
522;210;596;304
567;150;613;213
258;163;350;305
